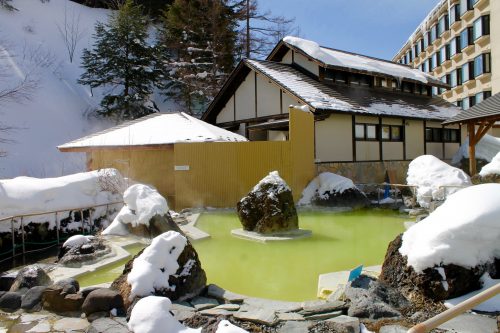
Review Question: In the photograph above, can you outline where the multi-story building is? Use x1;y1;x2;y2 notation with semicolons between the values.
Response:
393;0;500;112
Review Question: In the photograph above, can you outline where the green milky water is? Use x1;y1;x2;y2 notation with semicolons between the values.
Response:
78;209;406;301
192;209;406;301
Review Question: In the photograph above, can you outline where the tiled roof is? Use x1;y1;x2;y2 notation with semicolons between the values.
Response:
246;59;459;121
443;93;500;125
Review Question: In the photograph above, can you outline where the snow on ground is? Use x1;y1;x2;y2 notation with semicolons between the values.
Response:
400;183;500;273
62;234;93;248
298;172;358;205
127;231;186;299
407;155;471;208
216;321;249;333
479;151;500;177
452;134;500;165
0;168;123;232
128;296;201;333
444;273;500;312
102;184;168;236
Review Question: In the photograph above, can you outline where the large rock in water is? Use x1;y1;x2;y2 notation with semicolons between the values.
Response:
237;171;298;234
9;265;52;292
380;234;487;301
111;228;206;310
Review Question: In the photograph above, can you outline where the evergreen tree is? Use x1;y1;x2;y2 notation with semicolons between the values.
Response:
79;0;158;121
157;0;239;115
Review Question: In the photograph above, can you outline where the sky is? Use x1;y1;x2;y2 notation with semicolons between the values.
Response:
261;0;440;61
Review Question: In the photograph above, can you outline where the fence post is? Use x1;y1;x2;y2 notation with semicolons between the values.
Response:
55;211;60;245
11;218;15;257
80;209;84;234
89;208;94;234
20;216;25;255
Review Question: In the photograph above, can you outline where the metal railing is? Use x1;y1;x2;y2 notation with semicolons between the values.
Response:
407;282;500;332
0;201;123;264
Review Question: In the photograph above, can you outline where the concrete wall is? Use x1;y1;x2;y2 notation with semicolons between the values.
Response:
317;161;411;185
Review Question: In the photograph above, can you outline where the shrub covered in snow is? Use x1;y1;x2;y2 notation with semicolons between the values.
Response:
407;155;471;208
102;184;168;236
479;151;500;177
128;296;201;333
298;172;368;208
452;134;500;164
400;184;500;272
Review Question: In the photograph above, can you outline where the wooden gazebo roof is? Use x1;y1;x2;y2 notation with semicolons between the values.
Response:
443;92;500;175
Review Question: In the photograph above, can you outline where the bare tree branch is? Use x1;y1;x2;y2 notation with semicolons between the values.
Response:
56;3;85;63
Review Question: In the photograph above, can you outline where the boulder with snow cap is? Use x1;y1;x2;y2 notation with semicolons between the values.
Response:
380;184;500;300
237;171;298;234
298;172;369;208
111;230;206;309
58;235;111;267
472;151;500;184
128;296;201;333
9;265;52;292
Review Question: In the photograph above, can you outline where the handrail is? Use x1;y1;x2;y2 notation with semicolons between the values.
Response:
0;201;124;223
407;282;500;333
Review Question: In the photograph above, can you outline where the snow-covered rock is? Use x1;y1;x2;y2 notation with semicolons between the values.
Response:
444;273;500;312
407;155;471;208
128;296;201;333
0;169;123;232
216;320;249;333
62;235;93;249
237;171;298;234
102;184;168;236
298;172;368;208
479;151;500;177
452;134;500;164
400;183;500;272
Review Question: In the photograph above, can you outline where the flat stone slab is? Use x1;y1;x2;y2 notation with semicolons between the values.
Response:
207;284;246;304
277;321;312;333
317;265;381;298
299;300;346;316
234;308;278;326
190;296;219;310
88;317;131;333
437;313;497;333
199;308;235;316
53;318;89;332
326;315;360;333
213;304;240;311
302;310;343;321
277;312;305;321
379;325;409;333
231;228;312;243
243;297;302;313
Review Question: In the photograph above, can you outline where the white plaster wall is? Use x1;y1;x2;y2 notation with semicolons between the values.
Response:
216;95;235;123
235;71;256;121
268;131;288;141
256;73;281;117
315;114;353;162
355;115;379;124
405;120;424;159
294;53;319;76
426;143;444;159
382;142;404;160
282;50;293;64
282;91;303;114
445;143;460;159
356;142;380;161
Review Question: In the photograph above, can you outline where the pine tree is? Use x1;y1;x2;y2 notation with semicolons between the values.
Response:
157;0;239;116
79;0;158;121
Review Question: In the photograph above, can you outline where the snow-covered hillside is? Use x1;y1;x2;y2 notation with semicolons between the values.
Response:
0;1;175;178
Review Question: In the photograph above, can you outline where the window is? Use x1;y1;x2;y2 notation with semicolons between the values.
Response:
460;27;474;50
462;61;474;82
462;97;470;110
440;45;450;64
460;0;473;16
424;31;430;48
469;95;476;108
381;125;403;141
456;100;463;108
432;86;438;96
450;69;462;87
438;15;449;36
474;53;491;77
355;123;378;140
425;128;442;142
450;36;461;57
475;92;484;104
473;15;490;40
450;4;461;24
422;60;428;73
428;57;433;72
414;42;420;57
430;24;437;43
350;73;373;87
420;38;425;52
443;129;460;143
402;81;414;93
483;91;492;100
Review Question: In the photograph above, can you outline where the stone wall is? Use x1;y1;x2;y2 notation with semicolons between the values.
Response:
316;161;411;185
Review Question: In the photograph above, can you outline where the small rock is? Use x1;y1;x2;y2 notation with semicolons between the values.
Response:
87;311;109;322
53;317;89;332
277;312;305;321
190;296;219;310
171;309;197;322
80;286;102;298
82;289;124;316
42;286;85;313
234;308;278;326
277;321;312;333
213;303;240;311
88;317;131;333
54;278;80;295
299;300;346;316
207;284;245;303
326;315;360;333
171;302;195;312
0;291;22;312
199;308;234;316
21;286;47;312
26;320;51;333
303;310;343;321
379;325;408;333
9;266;52;292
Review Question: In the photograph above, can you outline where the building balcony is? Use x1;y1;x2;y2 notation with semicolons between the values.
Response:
452;52;463;63
460;10;475;23
426;44;435;54
475;35;490;48
454;85;464;95
464;79;476;90
451;20;462;32
432;37;443;48
434;66;444;76
442;90;453;100
477;73;491;84
441;30;451;41
463;44;475;56
474;0;489;11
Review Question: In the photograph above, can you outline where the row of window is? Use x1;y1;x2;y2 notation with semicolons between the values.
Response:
355;124;403;141
400;13;489;66
456;91;492;110
437;53;490;92
355;123;461;143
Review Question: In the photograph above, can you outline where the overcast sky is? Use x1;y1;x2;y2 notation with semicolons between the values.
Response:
261;0;439;60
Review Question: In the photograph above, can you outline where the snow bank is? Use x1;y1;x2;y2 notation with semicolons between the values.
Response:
400;184;500;272
407;155;471;208
127;231;187;299
479;151;500;177
62;235;93;248
452;134;500;164
128;296;201;333
0;169;123;232
102;184;168;236
216;321;249;333
444;273;500;312
298;172;357;205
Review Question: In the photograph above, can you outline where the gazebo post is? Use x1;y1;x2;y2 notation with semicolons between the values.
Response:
467;122;476;176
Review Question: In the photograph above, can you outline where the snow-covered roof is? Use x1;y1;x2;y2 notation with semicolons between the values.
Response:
58;112;247;151
279;36;445;87
246;59;459;121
